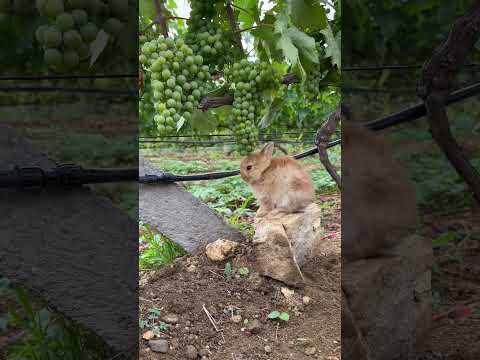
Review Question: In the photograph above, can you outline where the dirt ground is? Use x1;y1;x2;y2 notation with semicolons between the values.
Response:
139;195;341;360
418;207;480;360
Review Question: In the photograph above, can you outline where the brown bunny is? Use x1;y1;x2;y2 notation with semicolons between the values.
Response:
342;120;418;261
240;143;315;218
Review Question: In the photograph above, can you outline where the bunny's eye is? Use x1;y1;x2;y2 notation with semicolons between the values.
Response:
246;165;252;171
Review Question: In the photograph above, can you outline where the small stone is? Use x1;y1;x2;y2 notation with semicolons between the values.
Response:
185;345;198;359
281;287;295;298
264;345;272;353
247;319;262;334
149;339;169;353
305;346;317;355
205;239;239;262
186;264;197;272
142;330;154;340
302;296;312;305
163;313;179;324
232;314;242;323
199;348;209;357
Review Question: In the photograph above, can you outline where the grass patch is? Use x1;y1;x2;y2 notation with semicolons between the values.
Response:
139;223;187;271
3;285;110;360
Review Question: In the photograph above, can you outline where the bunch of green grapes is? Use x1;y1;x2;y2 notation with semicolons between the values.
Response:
140;36;211;136
34;0;129;72
224;59;280;155
184;0;234;68
0;0;36;29
304;65;322;100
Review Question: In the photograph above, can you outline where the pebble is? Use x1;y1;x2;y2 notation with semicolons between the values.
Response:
305;346;317;355
185;345;198;359
149;339;169;353
247;319;262;334
303;296;312;305
142;330;154;340
264;345;272;353
163;313;179;324
232;314;242;323
281;287;295;298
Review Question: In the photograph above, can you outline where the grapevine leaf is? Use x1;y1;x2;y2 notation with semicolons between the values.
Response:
267;311;280;319
279;312;290;321
140;0;156;20
251;27;282;61
291;60;306;83
190;110;217;133
234;0;261;28
274;10;289;34
320;24;341;70
289;0;328;31
318;68;340;86
277;33;299;67
285;27;319;64
259;96;283;129
212;105;233;117
89;30;109;67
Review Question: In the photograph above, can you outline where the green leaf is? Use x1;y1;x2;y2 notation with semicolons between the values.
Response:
260;96;284;128
238;267;250;277
267;311;280;319
140;0;156;19
320;24;341;70
15;288;34;322
224;261;233;278
139;319;148;329
234;0;260;28
291;60;307;83
277;33;299;66
89;30;109;67
432;232;455;248
289;0;328;31
285;27;319;65
279;312;290;321
176;117;186;132
190;110;217;133
35;308;51;331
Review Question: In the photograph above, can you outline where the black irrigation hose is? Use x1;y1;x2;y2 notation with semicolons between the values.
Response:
1;81;479;188
343;63;480;71
0;87;137;96
0;74;138;81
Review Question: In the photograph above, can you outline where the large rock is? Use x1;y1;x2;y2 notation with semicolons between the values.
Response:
0;124;138;356
139;157;244;254
253;203;334;286
342;234;432;360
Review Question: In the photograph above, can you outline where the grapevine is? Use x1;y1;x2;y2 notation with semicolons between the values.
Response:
139;0;340;155
184;0;237;69
140;36;211;136
21;0;132;73
224;59;280;155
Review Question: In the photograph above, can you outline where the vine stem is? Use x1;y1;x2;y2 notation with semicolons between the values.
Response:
226;0;244;54
231;3;255;19
199;73;299;110
236;24;274;33
153;0;169;38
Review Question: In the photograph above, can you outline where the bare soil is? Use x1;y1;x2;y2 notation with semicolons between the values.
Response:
139;197;341;360
418;207;480;360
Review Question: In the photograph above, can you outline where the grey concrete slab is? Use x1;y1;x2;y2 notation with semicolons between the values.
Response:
139;157;244;254
0;124;138;356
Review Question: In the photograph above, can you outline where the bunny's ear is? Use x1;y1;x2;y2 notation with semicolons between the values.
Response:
260;142;275;158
